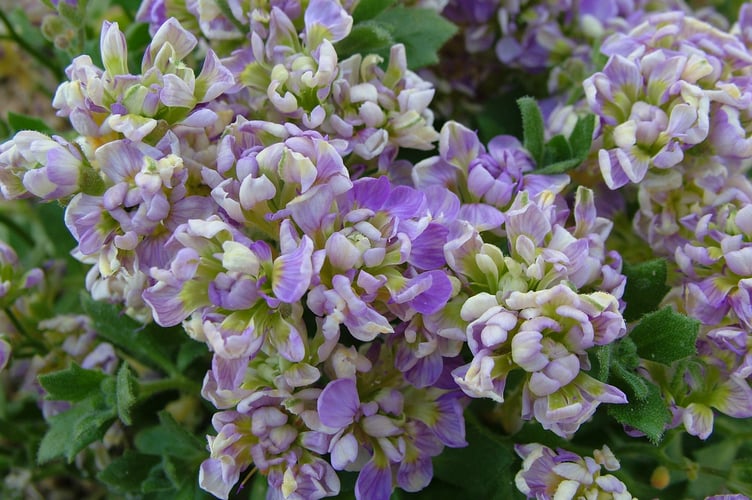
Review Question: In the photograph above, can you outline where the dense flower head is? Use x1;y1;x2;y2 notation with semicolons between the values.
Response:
514;443;633;500
0;132;87;201
316;342;466;500
413;120;568;211
585;10;752;190
52;18;234;141
453;283;626;437
217;0;439;171
7;0;752;498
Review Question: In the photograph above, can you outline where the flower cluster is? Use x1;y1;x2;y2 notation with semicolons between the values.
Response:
515;443;633;500
3;0;752;499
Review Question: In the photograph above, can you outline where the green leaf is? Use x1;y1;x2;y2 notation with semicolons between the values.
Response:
543;135;572;165
7;112;54;135
588;344;613;382
534;113;595;174
38;363;107;402
622;259;671;322
517;97;545;166
568;114;596;160
608;338;650;400
533;157;582;175
608;380;671;444
116;363;138;425
630;307;699;365
335;21;394;60
82;295;180;376
728;459;752;496
372;7;457;69
135;411;206;460
176;339;209;372
98;450;161;493
353;0;397;22
37;393;117;463
142;462;176;493
433;413;519;499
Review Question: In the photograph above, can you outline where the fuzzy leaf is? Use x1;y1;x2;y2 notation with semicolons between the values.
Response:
517;97;545;166
116;363;138;425
373;7;457;69
353;0;397;22
82;295;180;376
630;307;699;365
543;135;572;164
335;21;394;60
38;363;107;402
37;393;117;463
433;413;518;499
588;344;613;382
608;380;671;444
568;113;595;160
97;450;161;493
728;459;752;497
622;259;670;322
7;112;55;135
534;157;582;175
135;411;205;460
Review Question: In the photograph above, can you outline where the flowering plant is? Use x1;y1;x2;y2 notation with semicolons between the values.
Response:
1;0;752;498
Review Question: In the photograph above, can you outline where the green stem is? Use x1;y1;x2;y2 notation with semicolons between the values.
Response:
4;307;47;352
0;10;64;79
138;376;201;400
0;212;35;246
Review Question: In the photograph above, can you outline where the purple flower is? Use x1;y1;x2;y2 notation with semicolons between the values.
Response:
0;337;10;371
0;131;84;201
514;444;633;500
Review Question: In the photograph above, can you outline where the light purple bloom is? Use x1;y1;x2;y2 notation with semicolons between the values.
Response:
515;443;633;500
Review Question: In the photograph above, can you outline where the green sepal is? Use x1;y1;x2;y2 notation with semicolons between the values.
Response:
622;259;670;322
38;363;107;402
630;307;699;365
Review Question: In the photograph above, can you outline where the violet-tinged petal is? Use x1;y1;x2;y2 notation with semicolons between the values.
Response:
409;223;449;270
330;433;359;470
195;50;235;102
272;235;314;303
361;415;401;437
457;203;504;232
439;121;482;169
100;21;128;75
0;338;11;371
397;457;433;493
318;378;360;429
393;271;453;315
149;17;197;62
355;459;393;500
433;395;468;448
682;403;714;440
304;0;353;46
199;458;236;500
